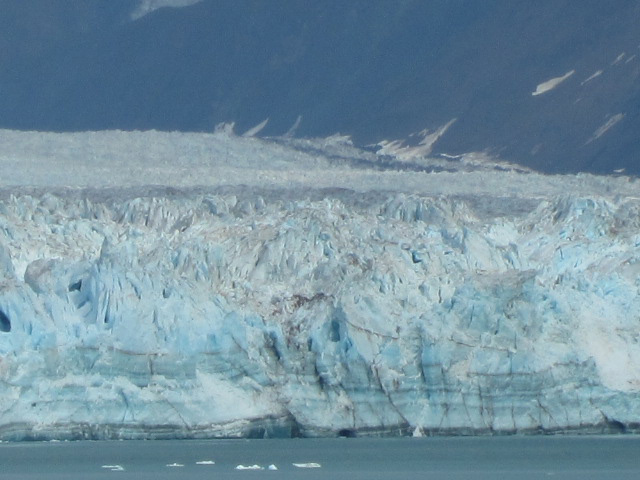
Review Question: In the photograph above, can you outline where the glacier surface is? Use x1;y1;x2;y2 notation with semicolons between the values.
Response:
0;130;639;439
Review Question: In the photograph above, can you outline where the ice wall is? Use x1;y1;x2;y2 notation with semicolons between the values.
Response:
0;189;639;439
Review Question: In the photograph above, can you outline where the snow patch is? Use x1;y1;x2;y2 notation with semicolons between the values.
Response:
284;115;303;138
374;119;456;160
586;113;625;144
611;52;626;65
243;119;270;137
581;70;603;86
131;0;203;20
532;70;575;96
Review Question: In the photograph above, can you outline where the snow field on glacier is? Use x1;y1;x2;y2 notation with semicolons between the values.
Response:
0;129;639;439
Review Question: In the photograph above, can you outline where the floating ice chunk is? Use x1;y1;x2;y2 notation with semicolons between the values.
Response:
532;70;575;96
236;464;264;470
268;464;278;470
102;464;125;471
196;460;216;465
293;463;322;468
166;463;184;467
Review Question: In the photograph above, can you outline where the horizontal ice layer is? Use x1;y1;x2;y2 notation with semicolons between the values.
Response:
0;189;639;439
0;129;638;197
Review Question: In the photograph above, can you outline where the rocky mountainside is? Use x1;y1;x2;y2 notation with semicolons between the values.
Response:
0;1;638;174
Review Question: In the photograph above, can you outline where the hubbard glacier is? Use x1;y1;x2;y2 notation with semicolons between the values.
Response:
0;129;639;440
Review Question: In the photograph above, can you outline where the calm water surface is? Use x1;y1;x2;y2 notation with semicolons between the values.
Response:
1;436;639;479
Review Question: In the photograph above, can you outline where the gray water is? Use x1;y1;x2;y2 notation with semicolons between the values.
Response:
1;436;639;479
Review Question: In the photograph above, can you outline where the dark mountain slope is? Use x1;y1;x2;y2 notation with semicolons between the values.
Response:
0;0;638;174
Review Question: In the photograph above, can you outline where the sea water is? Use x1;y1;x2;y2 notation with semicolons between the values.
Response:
1;436;639;479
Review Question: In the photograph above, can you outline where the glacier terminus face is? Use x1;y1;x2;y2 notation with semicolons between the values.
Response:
0;130;639;440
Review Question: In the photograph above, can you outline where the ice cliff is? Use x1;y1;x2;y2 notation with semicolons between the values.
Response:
0;130;639;439
1;189;639;439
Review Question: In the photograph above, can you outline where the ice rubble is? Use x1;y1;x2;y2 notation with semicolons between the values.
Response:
0;130;639;439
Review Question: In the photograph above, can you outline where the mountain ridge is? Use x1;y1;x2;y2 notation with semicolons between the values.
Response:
0;1;638;174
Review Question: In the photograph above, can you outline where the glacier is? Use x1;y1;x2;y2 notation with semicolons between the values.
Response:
0;129;639;440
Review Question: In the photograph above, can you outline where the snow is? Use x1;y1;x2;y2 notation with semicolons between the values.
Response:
130;0;203;21
243;119;270;138
611;52;626;65
581;70;603;85
586;113;625;144
532;70;575;96
374;119;457;160
0;129;639;439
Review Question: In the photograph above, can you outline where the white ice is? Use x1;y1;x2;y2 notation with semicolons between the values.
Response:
374;119;457;160
236;464;264;470
0;129;639;439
